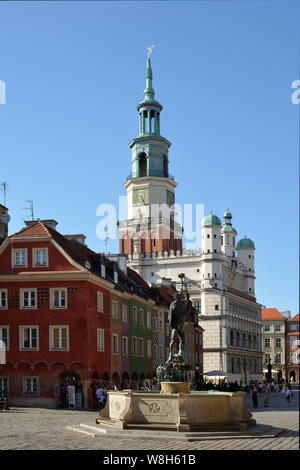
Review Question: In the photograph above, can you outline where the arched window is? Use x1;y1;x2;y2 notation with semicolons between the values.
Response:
163;155;168;177
139;153;147;177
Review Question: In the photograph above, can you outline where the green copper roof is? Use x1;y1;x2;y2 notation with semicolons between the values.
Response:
221;225;237;233
202;213;221;226
222;207;237;233
237;237;255;249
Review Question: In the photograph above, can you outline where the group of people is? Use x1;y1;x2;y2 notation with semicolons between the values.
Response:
250;380;293;408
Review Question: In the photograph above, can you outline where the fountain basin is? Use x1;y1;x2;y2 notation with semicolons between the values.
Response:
96;389;255;432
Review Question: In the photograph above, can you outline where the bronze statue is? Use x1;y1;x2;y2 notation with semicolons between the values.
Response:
167;284;192;363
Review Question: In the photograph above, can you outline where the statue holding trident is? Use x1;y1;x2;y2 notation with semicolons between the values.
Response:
167;273;193;363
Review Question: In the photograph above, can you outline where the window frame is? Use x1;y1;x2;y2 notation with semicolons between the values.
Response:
20;288;37;309
19;326;39;351
112;300;118;319
122;336;128;356
12;248;28;268
32;247;49;267
23;377;38;395
0;325;9;351
97;328;104;352
49;325;69;351
112;333;118;354
122;304;128;322
97;292;104;313
50;288;68;309
0;289;8;309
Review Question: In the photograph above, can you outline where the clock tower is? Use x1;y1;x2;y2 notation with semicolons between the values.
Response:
119;53;182;256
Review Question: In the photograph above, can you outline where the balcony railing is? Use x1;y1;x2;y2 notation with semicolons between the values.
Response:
127;171;174;181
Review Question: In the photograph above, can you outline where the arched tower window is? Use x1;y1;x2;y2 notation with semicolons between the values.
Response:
139;153;147;177
163;155;168;177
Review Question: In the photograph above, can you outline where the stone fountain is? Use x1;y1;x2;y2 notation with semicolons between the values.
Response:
95;277;256;433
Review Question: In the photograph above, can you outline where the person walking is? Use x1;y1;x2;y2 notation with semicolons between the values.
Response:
251;385;259;409
95;385;106;410
263;383;270;407
285;387;292;406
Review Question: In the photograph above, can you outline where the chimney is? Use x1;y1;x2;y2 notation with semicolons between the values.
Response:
25;219;58;230
64;234;86;246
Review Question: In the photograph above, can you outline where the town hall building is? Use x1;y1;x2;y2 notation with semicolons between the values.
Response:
119;53;263;385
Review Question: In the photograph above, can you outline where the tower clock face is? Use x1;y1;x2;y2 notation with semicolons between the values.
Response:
133;188;149;206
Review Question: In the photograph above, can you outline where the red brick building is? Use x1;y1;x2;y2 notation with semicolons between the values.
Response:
0;221;114;407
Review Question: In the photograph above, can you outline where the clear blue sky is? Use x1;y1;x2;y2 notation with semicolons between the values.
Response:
0;1;299;315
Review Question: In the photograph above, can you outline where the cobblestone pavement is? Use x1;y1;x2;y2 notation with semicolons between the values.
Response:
0;391;298;451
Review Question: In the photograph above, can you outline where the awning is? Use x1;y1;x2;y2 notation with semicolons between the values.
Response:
203;370;227;377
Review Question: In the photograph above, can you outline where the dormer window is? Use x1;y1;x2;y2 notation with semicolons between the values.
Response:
12;249;27;267
32;248;48;267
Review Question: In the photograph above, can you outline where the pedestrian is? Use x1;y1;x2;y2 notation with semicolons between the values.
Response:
251;385;258;408
95;385;106;410
285;387;292;406
262;383;270;407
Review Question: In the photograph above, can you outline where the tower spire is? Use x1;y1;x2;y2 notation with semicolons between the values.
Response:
144;52;155;102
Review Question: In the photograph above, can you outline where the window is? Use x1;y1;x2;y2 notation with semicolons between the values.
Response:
50;326;69;350
24;377;38;395
20;289;37;309
275;338;281;348
0;326;9;350
159;312;164;332
112;334;118;354
132;306;138;324
249;255;251;259
122;305;128;322
275;353;281;364
0;377;8;393
132;337;138;356
215;305;219;311
97;292;103;312
20;327;38;350
194;301;201;313
138;338;144;357
12;249;27;267
264;324;270;332
112;301;118;319
147;340;152;358
0;289;7;309
290;336;297;346
97;329;104;351
207;234;210;239
265;338;270;348
221;236;223;245
138;308;144;325
265;353;270;363
214;234;216;238
147;312;151;329
122;336;128;355
153;317;158;331
233;251;235;257
51;288;67;309
275;324;281;332
32;248;48;267
290;324;297;331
